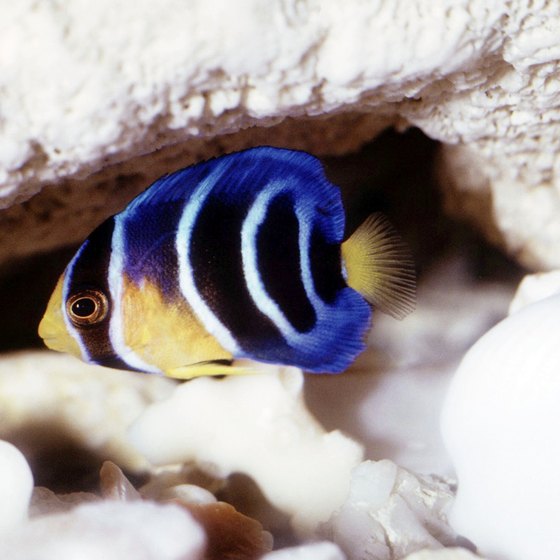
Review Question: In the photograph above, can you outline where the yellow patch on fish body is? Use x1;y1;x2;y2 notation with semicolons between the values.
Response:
38;275;83;360
120;275;232;373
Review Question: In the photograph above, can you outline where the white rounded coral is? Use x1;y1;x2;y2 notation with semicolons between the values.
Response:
441;294;560;559
0;441;33;536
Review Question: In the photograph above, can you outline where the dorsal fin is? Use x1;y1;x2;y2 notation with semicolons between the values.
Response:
341;213;416;319
125;146;342;216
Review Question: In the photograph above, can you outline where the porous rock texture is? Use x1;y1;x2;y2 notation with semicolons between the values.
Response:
2;0;560;268
0;351;176;474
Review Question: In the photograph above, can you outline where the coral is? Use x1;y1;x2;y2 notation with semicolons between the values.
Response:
0;500;206;560
100;461;273;560
183;502;272;560
0;441;33;536
0;351;176;473
441;294;560;559
508;269;560;314
402;550;484;560
29;486;101;517
2;1;560;268
14;457;273;560
262;542;346;560
325;461;456;560
128;365;364;535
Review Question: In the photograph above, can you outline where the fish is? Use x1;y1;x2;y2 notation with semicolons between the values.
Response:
39;146;415;379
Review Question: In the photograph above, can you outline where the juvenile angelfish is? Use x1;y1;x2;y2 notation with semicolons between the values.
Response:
39;147;415;379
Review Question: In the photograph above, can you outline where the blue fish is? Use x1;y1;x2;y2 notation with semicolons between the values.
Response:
39;147;415;378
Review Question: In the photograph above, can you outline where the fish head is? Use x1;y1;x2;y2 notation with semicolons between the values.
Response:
38;273;109;361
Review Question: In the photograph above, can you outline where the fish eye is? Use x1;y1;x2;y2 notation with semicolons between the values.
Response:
66;290;109;326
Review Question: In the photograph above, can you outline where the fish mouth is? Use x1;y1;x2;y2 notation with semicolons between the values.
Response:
40;335;63;353
38;316;82;358
38;315;59;343
41;337;56;344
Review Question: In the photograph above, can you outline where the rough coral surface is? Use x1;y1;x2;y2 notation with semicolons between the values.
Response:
2;1;560;267
0;352;176;472
0;252;520;559
128;367;364;536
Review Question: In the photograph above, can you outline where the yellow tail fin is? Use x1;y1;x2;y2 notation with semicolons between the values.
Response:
341;213;416;319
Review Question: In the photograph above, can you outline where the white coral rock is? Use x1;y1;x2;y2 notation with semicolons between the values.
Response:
128;366;364;535
326;460;456;560
263;542;346;560
3;1;560;268
403;550;483;560
0;441;33;536
0;501;206;560
508;269;560;314
441;294;560;560
0;0;511;204
0;351;176;470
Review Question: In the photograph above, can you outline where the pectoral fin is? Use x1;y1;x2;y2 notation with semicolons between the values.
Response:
164;359;258;380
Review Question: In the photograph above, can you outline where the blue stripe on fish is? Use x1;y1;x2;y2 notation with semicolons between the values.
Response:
117;204;184;301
